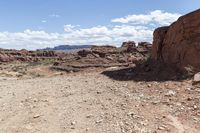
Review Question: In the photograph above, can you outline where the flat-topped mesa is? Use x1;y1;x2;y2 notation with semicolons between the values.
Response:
152;9;200;70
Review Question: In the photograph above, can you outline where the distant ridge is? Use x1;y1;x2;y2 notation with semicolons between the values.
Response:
39;45;93;52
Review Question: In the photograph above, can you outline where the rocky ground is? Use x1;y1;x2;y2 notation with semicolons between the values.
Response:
0;64;199;133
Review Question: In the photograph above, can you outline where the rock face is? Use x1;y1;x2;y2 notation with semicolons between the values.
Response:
152;9;200;70
152;27;169;60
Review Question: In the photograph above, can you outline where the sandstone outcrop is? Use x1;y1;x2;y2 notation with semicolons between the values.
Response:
152;9;200;70
52;42;152;72
0;49;58;62
121;41;137;52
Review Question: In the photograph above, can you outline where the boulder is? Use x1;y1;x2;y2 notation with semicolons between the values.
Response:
152;9;200;71
91;45;118;57
121;41;136;52
193;72;200;85
77;49;92;57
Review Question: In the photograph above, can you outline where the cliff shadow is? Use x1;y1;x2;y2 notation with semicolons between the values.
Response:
101;60;190;82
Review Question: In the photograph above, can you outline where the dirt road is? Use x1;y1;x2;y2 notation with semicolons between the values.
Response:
0;71;199;133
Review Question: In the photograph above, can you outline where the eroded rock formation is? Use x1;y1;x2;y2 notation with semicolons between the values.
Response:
152;9;200;70
0;41;152;72
0;49;58;62
52;42;152;72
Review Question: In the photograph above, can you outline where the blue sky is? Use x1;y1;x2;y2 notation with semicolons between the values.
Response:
0;0;199;49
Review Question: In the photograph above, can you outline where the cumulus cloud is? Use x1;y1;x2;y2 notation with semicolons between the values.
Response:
0;30;62;49
64;24;79;32
0;10;181;50
112;10;181;26
0;25;153;50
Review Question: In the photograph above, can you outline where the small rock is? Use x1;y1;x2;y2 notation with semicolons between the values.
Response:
152;101;160;105
194;105;198;110
193;72;200;85
33;114;40;119
127;112;135;116
187;97;192;101
186;87;190;91
193;117;199;122
95;119;103;124
164;83;169;86
86;114;93;118
71;121;76;125
158;126;165;130
96;91;101;94
186;87;195;91
33;98;38;102
165;90;176;97
147;84;152;87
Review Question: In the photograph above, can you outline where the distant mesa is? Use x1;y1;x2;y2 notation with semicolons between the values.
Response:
39;45;93;52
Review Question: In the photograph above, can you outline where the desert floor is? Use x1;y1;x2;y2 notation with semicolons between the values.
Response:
0;67;199;133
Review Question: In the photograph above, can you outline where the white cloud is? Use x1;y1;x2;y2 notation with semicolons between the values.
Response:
41;20;47;23
0;25;153;50
64;24;79;32
0;30;62;49
112;10;181;26
0;10;181;50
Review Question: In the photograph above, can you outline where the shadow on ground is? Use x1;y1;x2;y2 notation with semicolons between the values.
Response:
102;60;190;82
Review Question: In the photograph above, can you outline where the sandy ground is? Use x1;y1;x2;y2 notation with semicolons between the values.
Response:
0;69;199;133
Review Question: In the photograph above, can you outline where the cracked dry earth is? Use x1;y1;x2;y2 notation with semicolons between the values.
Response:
0;71;199;133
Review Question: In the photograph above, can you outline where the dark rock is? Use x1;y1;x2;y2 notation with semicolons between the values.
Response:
77;49;92;57
121;41;137;52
